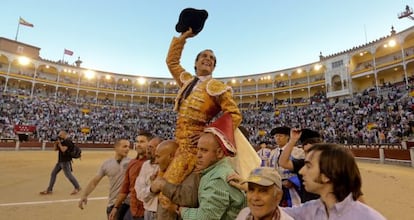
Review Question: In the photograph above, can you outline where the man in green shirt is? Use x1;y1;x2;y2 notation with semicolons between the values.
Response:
178;113;246;220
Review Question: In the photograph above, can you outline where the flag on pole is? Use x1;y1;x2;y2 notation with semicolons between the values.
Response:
19;17;34;27
64;49;74;56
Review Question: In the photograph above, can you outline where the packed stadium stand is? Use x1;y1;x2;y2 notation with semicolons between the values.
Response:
1;26;414;165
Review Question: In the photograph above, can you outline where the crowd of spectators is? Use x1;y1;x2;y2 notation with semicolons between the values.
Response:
0;93;176;143
1;81;414;148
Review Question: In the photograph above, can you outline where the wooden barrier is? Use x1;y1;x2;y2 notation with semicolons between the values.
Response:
350;148;380;158
384;149;411;161
0;142;16;148
1;141;413;167
345;144;413;166
406;141;414;148
76;143;113;148
0;141;114;149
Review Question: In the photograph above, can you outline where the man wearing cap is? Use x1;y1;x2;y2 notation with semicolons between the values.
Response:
278;128;322;203
236;167;293;220
163;10;242;190
176;113;246;220
269;126;303;207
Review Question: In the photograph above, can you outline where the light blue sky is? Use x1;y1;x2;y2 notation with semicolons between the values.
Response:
1;0;413;78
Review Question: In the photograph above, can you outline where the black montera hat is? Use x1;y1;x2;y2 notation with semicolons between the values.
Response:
270;126;291;136
299;129;321;143
175;8;208;35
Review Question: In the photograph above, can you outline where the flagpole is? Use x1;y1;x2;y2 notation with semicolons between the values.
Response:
15;20;20;41
62;51;66;63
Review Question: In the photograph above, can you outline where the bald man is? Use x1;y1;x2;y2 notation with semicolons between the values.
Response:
178;132;245;220
154;140;179;175
150;140;200;220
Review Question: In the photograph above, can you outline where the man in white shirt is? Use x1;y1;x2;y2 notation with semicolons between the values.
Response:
256;141;271;167
134;137;162;220
283;143;386;220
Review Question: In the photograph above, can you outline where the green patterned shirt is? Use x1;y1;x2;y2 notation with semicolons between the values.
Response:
181;158;247;220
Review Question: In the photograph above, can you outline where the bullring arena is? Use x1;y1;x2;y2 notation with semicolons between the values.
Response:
0;148;413;220
2;18;414;220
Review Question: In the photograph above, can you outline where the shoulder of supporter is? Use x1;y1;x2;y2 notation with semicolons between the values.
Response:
235;207;250;220
282;199;321;219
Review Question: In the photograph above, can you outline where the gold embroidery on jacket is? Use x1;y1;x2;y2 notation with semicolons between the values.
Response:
207;79;233;96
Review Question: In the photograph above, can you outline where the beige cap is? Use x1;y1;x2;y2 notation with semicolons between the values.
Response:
242;167;282;189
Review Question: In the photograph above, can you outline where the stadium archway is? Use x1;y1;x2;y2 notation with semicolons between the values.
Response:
149;80;164;94
331;75;342;91
37;64;58;81
98;74;116;89
274;72;289;88
57;87;77;103
164;80;179;95
96;92;115;105
291;88;309;105
309;85;326;103
33;83;56;98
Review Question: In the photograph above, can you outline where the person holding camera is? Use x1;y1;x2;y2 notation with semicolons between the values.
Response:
40;130;81;195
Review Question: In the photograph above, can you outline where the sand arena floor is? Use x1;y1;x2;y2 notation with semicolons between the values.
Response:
0;150;413;220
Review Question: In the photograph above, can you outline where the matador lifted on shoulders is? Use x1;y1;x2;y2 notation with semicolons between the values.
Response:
163;27;242;185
